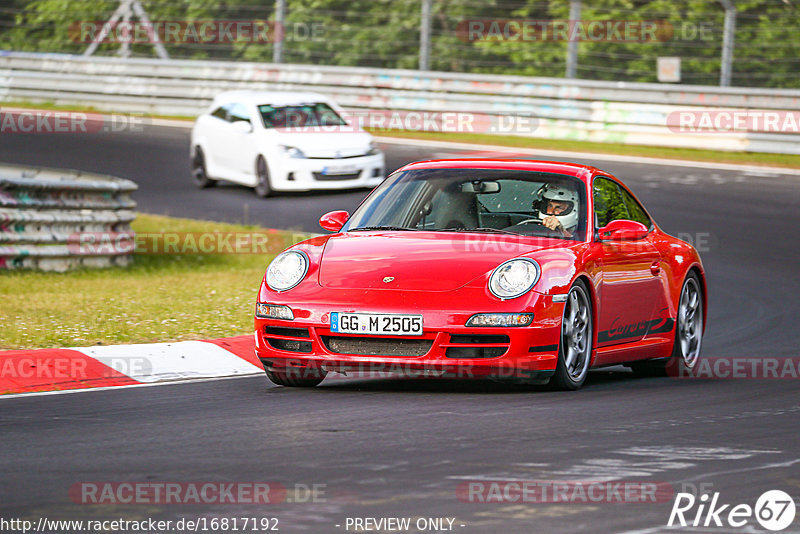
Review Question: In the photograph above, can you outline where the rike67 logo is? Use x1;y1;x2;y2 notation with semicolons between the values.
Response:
669;490;796;531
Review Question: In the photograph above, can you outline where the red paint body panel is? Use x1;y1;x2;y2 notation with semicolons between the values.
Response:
318;232;572;291
254;159;706;379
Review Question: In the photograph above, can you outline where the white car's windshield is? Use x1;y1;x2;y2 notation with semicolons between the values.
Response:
258;103;347;129
344;168;587;241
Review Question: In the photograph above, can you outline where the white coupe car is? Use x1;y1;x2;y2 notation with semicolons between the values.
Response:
190;91;385;196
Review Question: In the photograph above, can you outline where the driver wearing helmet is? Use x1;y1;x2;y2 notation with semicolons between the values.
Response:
539;184;579;238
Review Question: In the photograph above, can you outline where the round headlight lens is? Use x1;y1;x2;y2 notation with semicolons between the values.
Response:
266;251;309;291
489;258;540;299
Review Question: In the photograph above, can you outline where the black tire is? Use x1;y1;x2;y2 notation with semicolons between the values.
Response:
630;272;704;378
550;280;593;390
255;156;272;198
191;146;216;188
265;367;326;388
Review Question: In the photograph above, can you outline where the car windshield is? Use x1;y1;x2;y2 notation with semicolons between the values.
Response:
343;168;587;241
258;103;347;129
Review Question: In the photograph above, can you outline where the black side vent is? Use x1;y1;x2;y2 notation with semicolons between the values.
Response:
264;326;312;353
444;334;510;359
264;326;310;338
267;339;313;353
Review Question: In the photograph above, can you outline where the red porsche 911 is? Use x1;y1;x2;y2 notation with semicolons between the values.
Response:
254;159;706;390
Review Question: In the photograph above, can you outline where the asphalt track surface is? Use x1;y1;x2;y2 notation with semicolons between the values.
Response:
1;125;800;533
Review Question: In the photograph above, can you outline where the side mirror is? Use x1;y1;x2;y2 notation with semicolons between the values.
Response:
598;219;649;241
232;120;253;134
319;210;349;232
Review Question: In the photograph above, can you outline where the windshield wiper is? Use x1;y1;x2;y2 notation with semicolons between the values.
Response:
437;227;522;236
349;226;422;232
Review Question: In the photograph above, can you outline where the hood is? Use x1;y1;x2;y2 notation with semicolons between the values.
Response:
265;128;374;159
317;232;566;291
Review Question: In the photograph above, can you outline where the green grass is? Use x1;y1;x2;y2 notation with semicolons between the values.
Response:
368;129;800;169
0;214;306;350
0;100;195;123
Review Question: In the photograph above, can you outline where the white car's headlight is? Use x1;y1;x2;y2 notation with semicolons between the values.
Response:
280;145;305;159
366;141;381;156
488;258;540;300
266;251;309;291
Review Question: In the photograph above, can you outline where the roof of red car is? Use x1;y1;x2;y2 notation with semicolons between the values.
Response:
395;159;602;179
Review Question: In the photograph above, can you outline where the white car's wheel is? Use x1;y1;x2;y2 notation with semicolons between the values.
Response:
191;146;216;188
255;156;273;198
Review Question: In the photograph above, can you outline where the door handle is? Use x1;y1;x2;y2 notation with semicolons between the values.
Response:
650;261;661;275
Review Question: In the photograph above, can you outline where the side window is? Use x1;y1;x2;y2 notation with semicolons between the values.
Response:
227;103;251;123
210;106;228;121
619;187;651;228
593;177;629;228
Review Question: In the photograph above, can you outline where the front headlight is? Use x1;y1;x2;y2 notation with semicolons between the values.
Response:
280;145;305;159
266;251;309;291
488;258;540;300
366;141;381;156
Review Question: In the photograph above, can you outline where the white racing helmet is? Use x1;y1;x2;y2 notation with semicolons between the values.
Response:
539;184;579;232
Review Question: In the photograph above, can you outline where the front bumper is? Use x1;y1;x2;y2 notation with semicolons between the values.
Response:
270;153;385;191
254;290;564;381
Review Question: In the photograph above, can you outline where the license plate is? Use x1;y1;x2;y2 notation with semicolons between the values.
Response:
321;165;358;175
330;312;423;336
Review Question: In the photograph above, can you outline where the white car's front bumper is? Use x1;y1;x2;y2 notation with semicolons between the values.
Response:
270;154;385;191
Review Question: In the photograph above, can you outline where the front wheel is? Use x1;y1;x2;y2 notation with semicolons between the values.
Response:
254;156;272;198
192;147;217;188
265;367;326;388
550;280;593;390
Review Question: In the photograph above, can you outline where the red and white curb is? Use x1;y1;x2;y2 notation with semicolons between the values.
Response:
0;336;263;398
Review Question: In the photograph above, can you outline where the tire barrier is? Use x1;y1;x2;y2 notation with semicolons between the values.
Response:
0;163;137;272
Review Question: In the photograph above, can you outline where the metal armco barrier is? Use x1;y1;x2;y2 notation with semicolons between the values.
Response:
1;51;800;154
0;164;137;272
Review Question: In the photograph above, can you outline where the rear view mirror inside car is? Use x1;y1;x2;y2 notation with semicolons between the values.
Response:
461;180;501;193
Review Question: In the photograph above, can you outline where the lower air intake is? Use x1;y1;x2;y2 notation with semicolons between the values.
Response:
312;171;362;181
321;336;432;357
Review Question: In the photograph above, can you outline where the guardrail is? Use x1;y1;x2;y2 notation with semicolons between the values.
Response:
1;51;799;154
0;164;137;271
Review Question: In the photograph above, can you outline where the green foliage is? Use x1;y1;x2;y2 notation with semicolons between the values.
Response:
0;0;798;87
